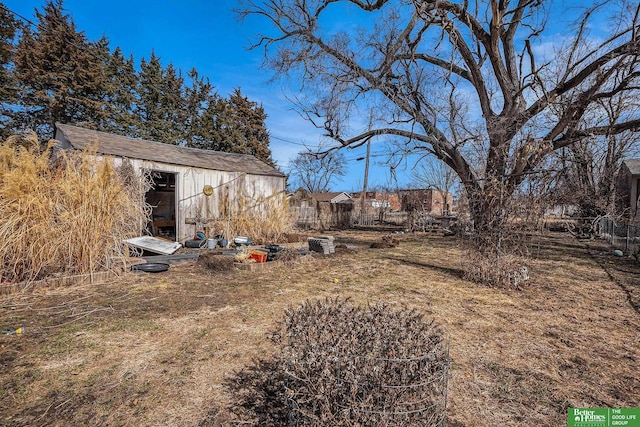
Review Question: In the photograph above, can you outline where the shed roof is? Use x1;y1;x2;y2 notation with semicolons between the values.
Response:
311;192;353;203
54;123;284;177
623;158;640;175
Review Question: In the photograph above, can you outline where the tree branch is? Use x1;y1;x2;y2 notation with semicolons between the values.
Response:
523;37;639;124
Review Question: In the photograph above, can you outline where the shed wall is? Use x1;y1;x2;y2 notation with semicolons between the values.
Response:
112;157;285;242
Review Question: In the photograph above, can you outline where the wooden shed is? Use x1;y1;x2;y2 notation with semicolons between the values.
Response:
54;123;286;242
288;190;355;229
617;158;640;221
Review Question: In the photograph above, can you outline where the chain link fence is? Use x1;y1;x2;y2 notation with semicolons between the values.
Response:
597;218;640;256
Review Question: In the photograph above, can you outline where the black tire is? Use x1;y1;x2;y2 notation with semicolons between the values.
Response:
131;263;170;273
185;239;206;248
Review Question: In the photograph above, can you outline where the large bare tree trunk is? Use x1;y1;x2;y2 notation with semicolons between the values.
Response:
242;0;640;285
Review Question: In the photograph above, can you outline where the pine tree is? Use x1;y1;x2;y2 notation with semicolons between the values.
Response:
205;94;236;152
183;68;217;149
195;88;274;164
6;2;276;167
135;51;163;141
208;88;274;165
99;45;139;136
160;62;186;144
13;0;107;138
136;51;187;144
0;4;18;138
224;88;274;165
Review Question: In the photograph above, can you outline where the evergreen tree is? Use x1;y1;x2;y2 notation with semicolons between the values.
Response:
5;2;276;168
222;88;274;165
100;45;139;136
204;94;236;152
198;88;274;165
13;0;107;138
136;51;187;144
0;4;18;138
183;68;218;149
160;62;186;144
135;51;162;141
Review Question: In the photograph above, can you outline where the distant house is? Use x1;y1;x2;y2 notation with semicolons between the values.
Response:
398;188;454;216
351;191;401;212
54;123;286;242
616;159;640;221
288;190;354;228
310;191;353;204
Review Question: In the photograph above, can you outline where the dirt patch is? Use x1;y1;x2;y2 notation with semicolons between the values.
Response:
0;231;638;426
197;252;237;272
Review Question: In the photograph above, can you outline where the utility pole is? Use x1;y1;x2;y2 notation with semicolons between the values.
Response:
360;138;371;221
360;112;374;224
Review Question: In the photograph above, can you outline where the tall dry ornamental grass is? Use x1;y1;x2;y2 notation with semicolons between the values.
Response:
0;133;151;284
210;188;292;244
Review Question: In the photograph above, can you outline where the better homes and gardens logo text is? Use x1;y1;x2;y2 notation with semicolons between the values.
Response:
568;408;640;427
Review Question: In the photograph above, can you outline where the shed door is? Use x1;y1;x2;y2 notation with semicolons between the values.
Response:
145;171;177;241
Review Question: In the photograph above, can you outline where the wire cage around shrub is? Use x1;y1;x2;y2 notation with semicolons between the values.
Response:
282;348;450;426
226;298;451;427
279;299;450;427
597;217;640;256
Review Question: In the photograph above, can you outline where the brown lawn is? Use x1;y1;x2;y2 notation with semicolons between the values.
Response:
0;231;638;426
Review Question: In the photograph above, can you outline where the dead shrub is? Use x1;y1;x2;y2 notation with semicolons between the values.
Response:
462;227;531;289
370;235;400;249
226;298;449;426
0;134;150;284
272;248;311;265
284;232;308;243
463;251;529;289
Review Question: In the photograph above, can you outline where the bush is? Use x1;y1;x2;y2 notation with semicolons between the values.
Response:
226;298;449;426
462;231;531;289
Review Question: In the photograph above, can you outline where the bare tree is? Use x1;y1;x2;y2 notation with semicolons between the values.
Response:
241;0;640;256
411;158;458;215
555;90;640;218
289;148;347;193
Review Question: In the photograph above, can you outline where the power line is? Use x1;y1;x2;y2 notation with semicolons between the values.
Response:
269;134;325;147
0;4;39;31
2;4;100;58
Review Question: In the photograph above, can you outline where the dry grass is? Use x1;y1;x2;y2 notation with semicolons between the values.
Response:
0;134;150;284
210;190;292;244
0;231;638;426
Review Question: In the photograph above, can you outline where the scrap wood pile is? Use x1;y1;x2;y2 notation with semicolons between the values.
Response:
0;134;150;285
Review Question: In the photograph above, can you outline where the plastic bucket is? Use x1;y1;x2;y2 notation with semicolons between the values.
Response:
207;238;218;249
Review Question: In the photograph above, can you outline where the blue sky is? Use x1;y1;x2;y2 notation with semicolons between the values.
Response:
5;1;607;193
3;0;403;192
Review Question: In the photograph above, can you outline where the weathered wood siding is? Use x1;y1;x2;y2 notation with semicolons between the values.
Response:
112;158;285;242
